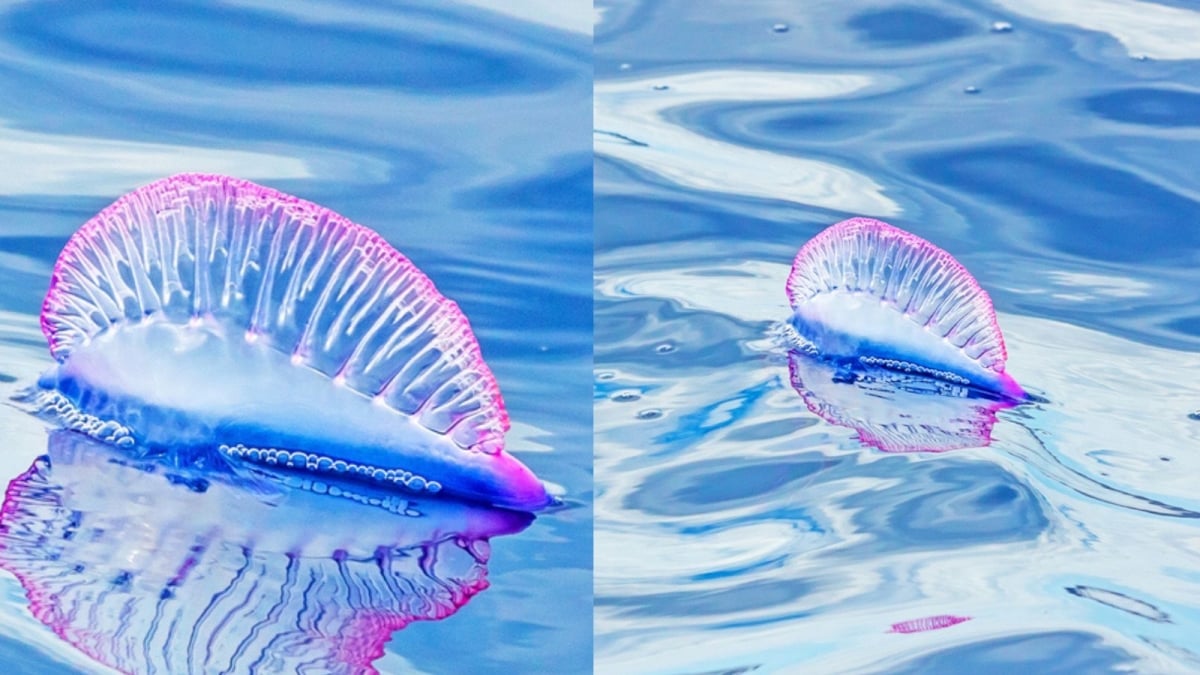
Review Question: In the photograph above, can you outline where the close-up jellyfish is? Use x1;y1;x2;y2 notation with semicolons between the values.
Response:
30;174;552;511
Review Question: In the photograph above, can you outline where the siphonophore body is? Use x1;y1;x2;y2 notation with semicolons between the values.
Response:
787;218;1025;402
28;174;551;511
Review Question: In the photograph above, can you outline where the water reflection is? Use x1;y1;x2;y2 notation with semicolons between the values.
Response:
787;341;1200;521
787;351;1017;454
0;430;531;675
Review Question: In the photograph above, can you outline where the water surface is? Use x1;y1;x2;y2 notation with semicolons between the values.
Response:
0;2;592;673
595;1;1200;672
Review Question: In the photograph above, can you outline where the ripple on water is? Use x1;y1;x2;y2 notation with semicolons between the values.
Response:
846;6;976;47
604;577;817;619
6;1;569;91
626;454;840;517
840;460;1049;553
906;143;1200;263
1084;87;1200;127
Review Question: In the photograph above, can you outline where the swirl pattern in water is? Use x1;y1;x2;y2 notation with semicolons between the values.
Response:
596;0;1200;672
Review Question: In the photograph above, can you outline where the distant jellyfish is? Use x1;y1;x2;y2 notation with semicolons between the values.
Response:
888;614;972;634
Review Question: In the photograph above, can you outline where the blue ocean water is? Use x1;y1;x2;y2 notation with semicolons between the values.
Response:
596;1;1200;673
0;2;591;674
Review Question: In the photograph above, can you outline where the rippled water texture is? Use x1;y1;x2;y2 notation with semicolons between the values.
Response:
596;1;1200;672
0;2;591;673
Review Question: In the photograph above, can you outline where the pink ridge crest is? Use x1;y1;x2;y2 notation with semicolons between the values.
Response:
787;217;1010;374
39;173;510;452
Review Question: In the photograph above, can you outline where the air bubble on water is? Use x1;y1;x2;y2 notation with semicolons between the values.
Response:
771;23;789;33
611;390;641;403
637;409;663;420
990;21;1013;33
964;86;980;94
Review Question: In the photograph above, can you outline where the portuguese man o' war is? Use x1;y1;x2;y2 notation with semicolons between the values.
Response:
28;174;551;511
787;218;1025;401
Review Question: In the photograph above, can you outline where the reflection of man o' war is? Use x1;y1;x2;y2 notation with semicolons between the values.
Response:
28;174;549;510
0;431;531;675
788;218;1025;401
788;352;1016;453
